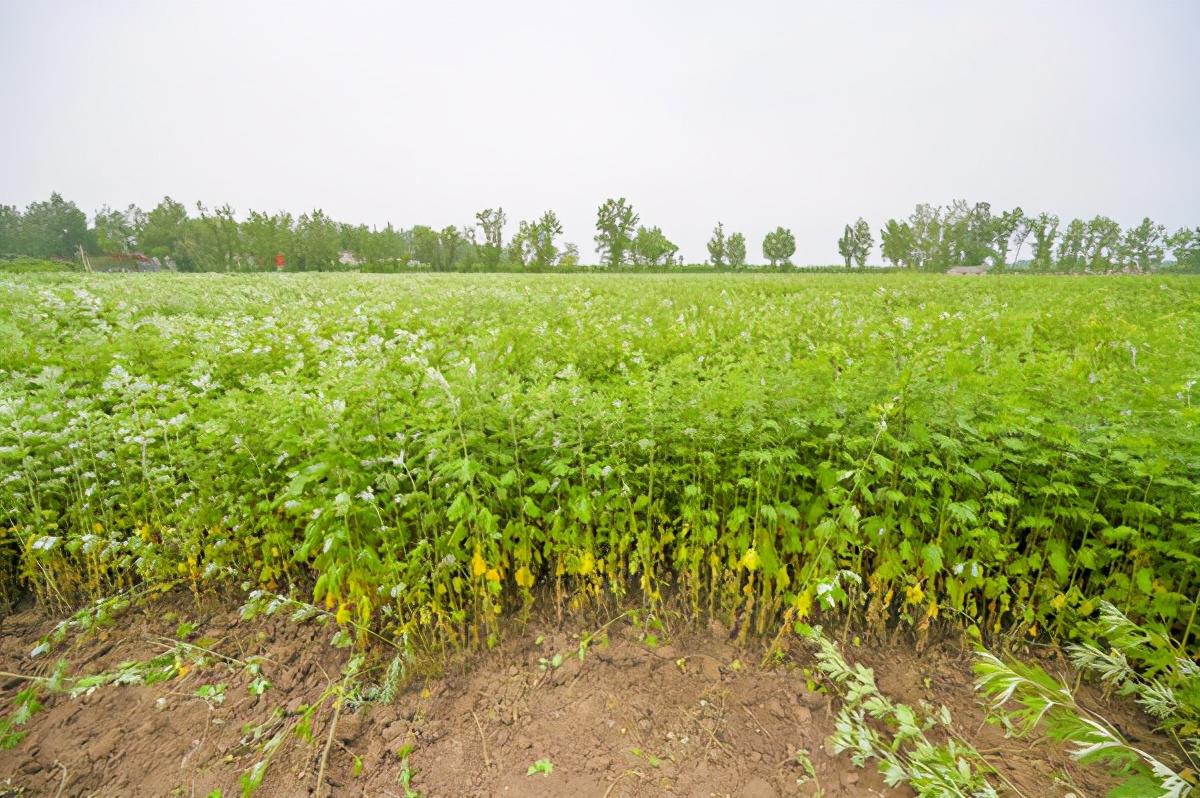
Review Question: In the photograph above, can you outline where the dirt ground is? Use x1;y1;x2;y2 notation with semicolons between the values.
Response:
0;593;1166;798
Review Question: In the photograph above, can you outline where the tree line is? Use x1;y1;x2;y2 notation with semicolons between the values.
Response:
2;192;1197;272
846;201;1199;273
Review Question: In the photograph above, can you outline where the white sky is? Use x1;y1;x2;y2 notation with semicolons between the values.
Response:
2;0;1197;264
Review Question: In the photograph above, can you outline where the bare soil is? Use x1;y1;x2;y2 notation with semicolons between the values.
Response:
0;593;1165;797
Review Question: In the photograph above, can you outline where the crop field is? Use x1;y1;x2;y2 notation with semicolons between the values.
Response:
1;272;1198;796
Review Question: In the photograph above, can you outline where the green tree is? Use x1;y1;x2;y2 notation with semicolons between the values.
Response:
837;224;855;268
594;198;639;268
991;207;1026;268
1010;214;1032;267
907;204;941;270
631;225;680;267
1119;217;1166;271
510;212;563;270
558;242;581;268
188;202;241;270
1084;216;1122;271
706;222;727;268
410;225;440;268
1166;227;1200;272
242;210;294;269
0;205;20;255
438;225;465;270
851;218;873;267
953;201;994;266
726;232;747;268
762;226;795;268
93;204;144;256
531;211;563;270
1028;213;1059;271
18;192;91;258
1057;219;1087;272
293;209;341;271
475;207;506;268
507;219;534;269
880;219;914;268
140;197;191;266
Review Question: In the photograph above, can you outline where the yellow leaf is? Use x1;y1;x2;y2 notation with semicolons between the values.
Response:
1027;624;1038;637
794;588;813;619
335;602;351;625
471;547;487;578
514;566;535;589
739;548;761;572
485;568;501;583
926;600;939;619
905;584;925;605
1050;593;1067;611
578;551;595;576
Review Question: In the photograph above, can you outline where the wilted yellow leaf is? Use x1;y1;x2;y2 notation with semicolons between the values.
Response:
794;588;813;619
905;583;925;605
739;548;761;572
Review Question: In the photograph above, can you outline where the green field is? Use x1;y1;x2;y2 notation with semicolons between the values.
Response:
3;273;1197;648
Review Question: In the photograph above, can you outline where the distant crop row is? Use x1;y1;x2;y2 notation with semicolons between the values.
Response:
1;273;1197;656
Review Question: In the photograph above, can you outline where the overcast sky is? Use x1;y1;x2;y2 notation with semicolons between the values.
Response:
2;0;1198;264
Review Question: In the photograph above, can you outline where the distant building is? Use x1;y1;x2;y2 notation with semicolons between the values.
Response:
946;265;989;276
339;250;362;266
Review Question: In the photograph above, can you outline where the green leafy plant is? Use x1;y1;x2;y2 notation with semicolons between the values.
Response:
803;626;998;797
975;650;1194;798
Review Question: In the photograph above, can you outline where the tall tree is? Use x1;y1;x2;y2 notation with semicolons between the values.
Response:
242;210;295;269
851;218;872;267
19;192;91;258
410;225;440;267
1167;227;1200;272
762;226;795;268
140;197;191;266
1028;213;1059;271
1084;216;1122;271
438;225;465;271
726;232;747;268
954;201;995;266
594;198;639;268
93;204;144;256
293;209;341;271
1119;217;1166;271
512;210;564;270
475;207;506;268
507;219;535;269
706;222;727;268
631;225;680;267
991;207;1025;268
907;203;941;270
558;241;581;268
1057;219;1087;272
879;219;914;268
837;224;855;267
0;205;21;255
190;202;241;270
